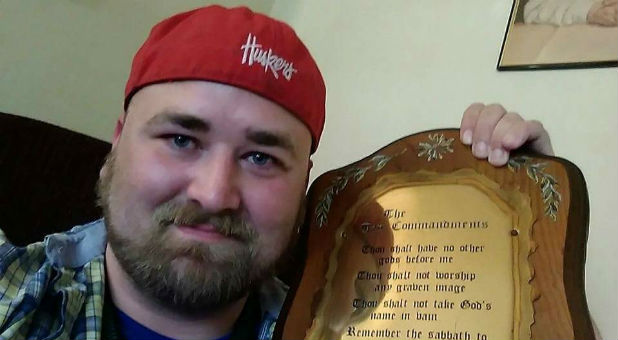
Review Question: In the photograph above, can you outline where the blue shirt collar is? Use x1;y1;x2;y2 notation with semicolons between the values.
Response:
44;218;107;268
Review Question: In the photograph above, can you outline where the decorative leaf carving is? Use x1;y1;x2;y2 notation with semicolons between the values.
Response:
334;176;349;194
314;149;406;228
369;155;392;172
508;156;561;221
352;167;368;182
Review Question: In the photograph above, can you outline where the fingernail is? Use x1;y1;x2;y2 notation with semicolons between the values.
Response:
473;141;488;158
489;148;507;165
462;130;472;145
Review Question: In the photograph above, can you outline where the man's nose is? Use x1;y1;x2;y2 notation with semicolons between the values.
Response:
186;151;241;212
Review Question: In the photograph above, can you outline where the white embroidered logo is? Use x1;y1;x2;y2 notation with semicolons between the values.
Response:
240;33;297;81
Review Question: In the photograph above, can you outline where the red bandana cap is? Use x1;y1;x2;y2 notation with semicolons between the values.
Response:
124;5;326;153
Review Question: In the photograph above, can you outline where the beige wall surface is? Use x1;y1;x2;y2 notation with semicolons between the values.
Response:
1;0;616;338
0;0;275;140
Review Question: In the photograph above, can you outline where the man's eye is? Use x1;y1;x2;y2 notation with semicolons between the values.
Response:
170;135;195;149
247;152;273;166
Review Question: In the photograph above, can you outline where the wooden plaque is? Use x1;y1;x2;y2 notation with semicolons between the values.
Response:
274;129;593;340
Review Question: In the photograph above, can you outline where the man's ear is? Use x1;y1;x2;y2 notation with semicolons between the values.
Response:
305;159;313;188
112;113;126;149
100;113;126;179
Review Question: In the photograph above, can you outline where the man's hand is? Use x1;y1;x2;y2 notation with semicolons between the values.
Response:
588;0;618;26
459;103;554;167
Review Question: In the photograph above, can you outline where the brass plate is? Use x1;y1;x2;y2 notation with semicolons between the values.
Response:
306;170;534;340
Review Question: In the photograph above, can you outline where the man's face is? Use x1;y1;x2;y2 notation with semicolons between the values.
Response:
98;81;312;312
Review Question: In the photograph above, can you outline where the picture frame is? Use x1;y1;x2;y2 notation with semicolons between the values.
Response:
498;0;618;70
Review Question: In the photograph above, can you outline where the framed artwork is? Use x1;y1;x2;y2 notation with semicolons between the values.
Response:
498;0;618;70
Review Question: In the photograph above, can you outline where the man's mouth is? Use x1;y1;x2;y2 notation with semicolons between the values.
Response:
175;223;229;242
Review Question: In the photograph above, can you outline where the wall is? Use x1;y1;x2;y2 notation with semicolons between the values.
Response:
1;0;616;338
0;0;274;140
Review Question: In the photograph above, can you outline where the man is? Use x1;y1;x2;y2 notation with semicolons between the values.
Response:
0;5;552;340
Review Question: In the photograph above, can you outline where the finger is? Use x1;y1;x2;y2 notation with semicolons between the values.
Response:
492;112;528;150
525;120;554;155
460;103;485;145
471;104;507;159
487;112;526;166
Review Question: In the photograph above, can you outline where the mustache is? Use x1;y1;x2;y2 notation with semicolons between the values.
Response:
152;201;256;242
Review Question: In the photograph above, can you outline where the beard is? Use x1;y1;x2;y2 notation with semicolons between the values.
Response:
96;151;297;314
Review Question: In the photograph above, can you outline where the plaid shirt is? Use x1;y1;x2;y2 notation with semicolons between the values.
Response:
0;220;286;340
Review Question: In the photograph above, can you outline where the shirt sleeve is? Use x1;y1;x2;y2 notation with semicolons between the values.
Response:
0;227;48;338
